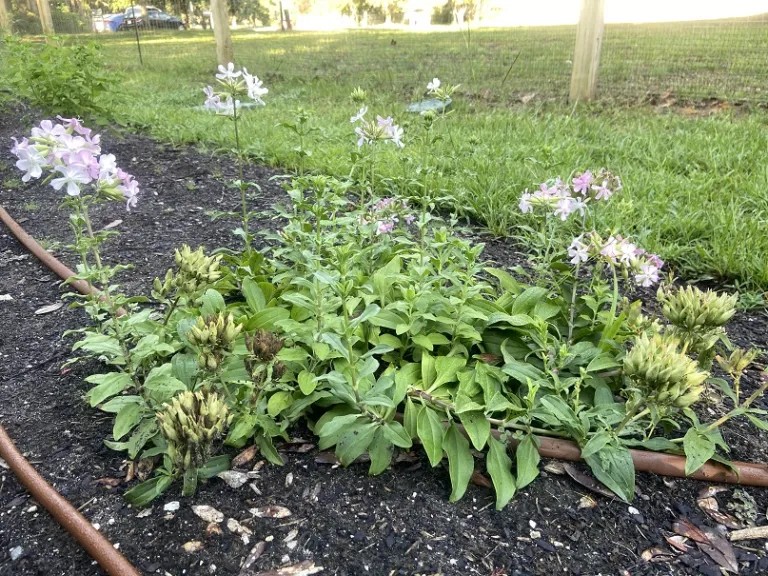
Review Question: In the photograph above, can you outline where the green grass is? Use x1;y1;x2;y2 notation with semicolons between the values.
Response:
4;24;768;289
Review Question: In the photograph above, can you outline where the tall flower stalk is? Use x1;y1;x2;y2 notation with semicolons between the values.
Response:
203;62;268;253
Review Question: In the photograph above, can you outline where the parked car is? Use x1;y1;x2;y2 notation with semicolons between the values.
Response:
102;13;125;32
118;6;186;31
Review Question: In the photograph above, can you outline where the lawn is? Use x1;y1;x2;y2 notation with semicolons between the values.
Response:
8;23;768;290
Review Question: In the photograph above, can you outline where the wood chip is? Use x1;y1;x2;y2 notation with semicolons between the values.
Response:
254;561;323;576
182;541;203;553
192;505;224;523
34;302;63;315
218;470;250;488
641;547;674;563
250;506;292;519
102;219;123;230
543;462;566;475
233;445;259;468
239;541;267;575
729;525;768;542
94;477;122;488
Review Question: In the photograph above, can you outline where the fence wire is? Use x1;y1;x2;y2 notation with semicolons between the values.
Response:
7;2;768;104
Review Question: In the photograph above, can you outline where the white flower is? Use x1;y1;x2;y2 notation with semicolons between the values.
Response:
568;237;589;265
427;77;441;91
51;164;92;196
617;240;638;265
389;124;404;148
216;62;241;81
15;148;46;182
519;192;533;214
98;153;117;182
635;263;660;287
30;119;66;139
554;197;575;221
350;106;368;123
242;68;268;105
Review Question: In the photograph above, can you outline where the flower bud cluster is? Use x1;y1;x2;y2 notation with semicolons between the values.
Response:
154;245;223;298
245;330;286;381
351;108;404;148
157;389;232;472
567;232;664;287
10;118;139;210
624;333;708;409
519;169;622;221
188;313;243;371
657;285;737;332
203;62;268;115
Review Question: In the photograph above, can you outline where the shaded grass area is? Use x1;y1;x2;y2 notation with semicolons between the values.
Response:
4;25;768;291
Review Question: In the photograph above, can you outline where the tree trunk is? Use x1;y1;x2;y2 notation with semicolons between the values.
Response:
210;0;233;65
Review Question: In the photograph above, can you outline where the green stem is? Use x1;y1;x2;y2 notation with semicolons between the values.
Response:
233;104;249;252
705;378;768;432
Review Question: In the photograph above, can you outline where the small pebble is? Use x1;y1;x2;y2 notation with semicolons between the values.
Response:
628;506;640;515
164;501;180;512
9;546;23;561
529;520;537;529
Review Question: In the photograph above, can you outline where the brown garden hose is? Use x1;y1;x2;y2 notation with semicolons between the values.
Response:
1;205;141;575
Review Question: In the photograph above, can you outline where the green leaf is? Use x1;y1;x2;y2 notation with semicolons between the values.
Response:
198;455;231;478
368;427;393;475
321;333;350;362
124;475;172;507
586;354;621;373
201;289;226;316
182;467;199;497
277;347;310;363
443;422;474;502
298;370;317;395
257;433;285;466
458;411;490;450
113;403;142;441
487;313;534;327
747;413;768;431
382;421;412;448
501;360;543;384
242;278;266;312
73;333;124;362
127;418;159;459
336;421;377;466
100;395;143;414
580;431;611;459
171;353;198;388
350;304;380;328
683;427;716;475
394;362;420;405
515;435;540;489
584;441;635;502
417;407;445;467
86;372;134;407
510;286;549;316
622;437;678;452
431;356;467;390
421;352;436;389
267;391;294;417
413;334;434;351
708;377;737;404
143;365;187;405
318;413;362;439
246;308;290;331
487;436;516;510
403;396;421;438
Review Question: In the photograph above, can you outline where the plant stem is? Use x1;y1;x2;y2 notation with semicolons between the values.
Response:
705;377;768;432
232;103;250;252
80;199;132;369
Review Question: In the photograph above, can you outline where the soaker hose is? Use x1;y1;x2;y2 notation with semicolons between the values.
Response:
1;205;141;575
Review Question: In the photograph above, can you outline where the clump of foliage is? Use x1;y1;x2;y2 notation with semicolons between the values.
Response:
2;38;117;121
10;74;768;510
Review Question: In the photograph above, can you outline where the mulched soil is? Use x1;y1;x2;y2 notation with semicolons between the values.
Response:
1;101;768;576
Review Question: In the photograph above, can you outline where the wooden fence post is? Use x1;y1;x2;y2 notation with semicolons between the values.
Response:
569;0;604;102
36;0;55;35
210;0;233;66
0;0;11;37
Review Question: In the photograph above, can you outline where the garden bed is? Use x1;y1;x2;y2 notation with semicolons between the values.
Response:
1;102;768;576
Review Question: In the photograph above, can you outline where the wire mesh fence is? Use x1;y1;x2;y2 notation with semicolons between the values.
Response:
5;1;768;104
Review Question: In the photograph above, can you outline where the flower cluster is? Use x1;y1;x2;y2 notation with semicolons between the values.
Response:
426;77;459;102
203;62;268;115
362;197;416;235
350;108;404;148
519;169;622;221
10;118;139;210
568;232;664;287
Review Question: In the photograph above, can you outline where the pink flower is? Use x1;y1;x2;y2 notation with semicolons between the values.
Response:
592;180;613;201
118;176;140;211
376;220;395;235
404;214;416;225
572;170;593;195
600;236;620;263
51;164;92;196
554;197;576;221
31;119;66;139
56;117;91;137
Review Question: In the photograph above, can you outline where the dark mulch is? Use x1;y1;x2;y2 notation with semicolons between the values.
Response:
1;101;768;576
